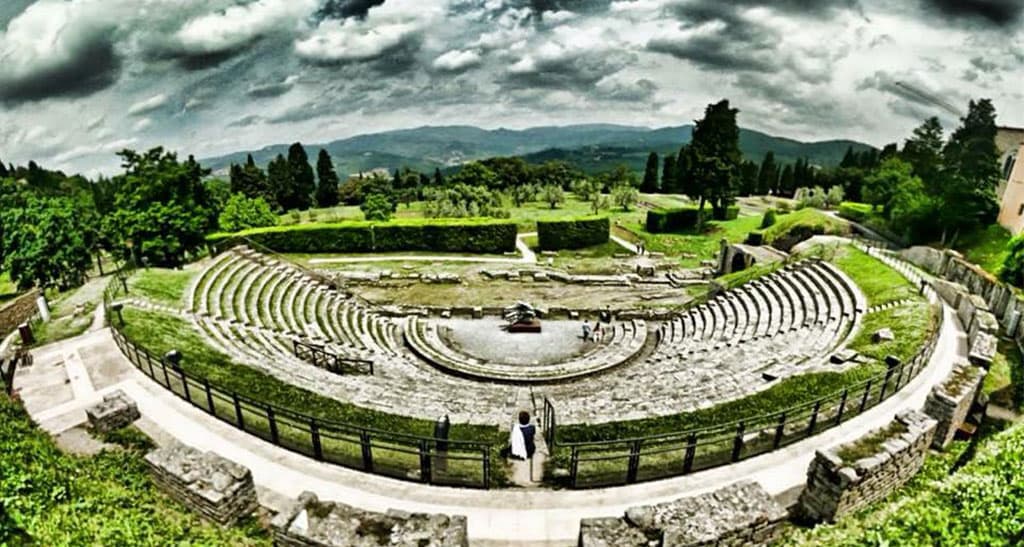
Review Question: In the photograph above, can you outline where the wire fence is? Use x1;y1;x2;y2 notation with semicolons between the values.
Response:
104;275;494;489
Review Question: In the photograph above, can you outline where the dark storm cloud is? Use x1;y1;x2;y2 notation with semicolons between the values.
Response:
647;5;779;73
921;0;1024;27
970;55;1000;72
0;39;121;104
316;0;387;20
501;50;636;90
247;78;296;98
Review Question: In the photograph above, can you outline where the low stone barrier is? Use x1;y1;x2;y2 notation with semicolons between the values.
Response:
85;390;140;432
924;363;986;450
969;330;998;368
0;289;40;338
798;410;936;522
957;293;990;335
932;279;968;309
144;442;258;526
578;481;787;546
271;491;468;547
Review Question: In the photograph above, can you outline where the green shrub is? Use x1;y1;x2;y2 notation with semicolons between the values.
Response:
760;208;777;229
746;231;765;245
537;216;610;250
712;205;740;221
837;201;873;222
763;208;849;251
645;207;706;233
208;218;518;254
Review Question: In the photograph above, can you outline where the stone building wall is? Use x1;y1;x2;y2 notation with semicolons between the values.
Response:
271;491;469;547
144;442;258;526
923;363;986;450
578;480;787;546
798;410;936;523
0;289;40;338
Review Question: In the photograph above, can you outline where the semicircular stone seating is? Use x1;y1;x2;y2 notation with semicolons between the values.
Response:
179;246;867;426
403;315;648;383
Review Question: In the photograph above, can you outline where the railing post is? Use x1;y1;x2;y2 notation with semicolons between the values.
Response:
267;405;279;445
570;448;580;488
627;440;641;483
145;351;156;378
773;413;786;449
482;448;491;490
879;366;895;401
203;379;214;414
731;422;745;462
683;432;697;473
233;393;245;430
180;369;190;402
310;420;323;461
835;389;848;425
419;440;432;484
895;362;906;388
161;360;171;389
859;380;873;412
360;430;374;472
806;401;821;436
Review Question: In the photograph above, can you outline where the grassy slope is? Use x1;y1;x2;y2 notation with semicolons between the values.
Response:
127;269;198;307
955;224;1012;278
834;246;919;307
0;393;268;546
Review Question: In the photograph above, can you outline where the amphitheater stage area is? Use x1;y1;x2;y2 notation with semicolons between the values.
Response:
438;318;587;366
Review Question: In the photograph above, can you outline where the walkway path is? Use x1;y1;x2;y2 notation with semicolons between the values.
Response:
609;233;640;255
12;297;966;545
309;233;539;266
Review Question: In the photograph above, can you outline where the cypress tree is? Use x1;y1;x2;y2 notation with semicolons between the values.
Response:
662;155;677;194
757;152;778;195
285;143;315;210
314;149;340;208
641;152;660;193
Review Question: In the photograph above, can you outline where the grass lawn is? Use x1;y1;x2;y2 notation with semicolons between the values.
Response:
762;208;850;250
127;268;198;307
955;224;1012;278
834;245;919;307
534;241;631;275
0;392;269;546
27;304;95;347
984;338;1024;412
0;271;18;303
629;214;764;267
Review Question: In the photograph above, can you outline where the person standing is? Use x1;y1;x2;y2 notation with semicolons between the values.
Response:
582;319;592;341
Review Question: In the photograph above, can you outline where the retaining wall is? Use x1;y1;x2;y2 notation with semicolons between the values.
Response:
0;289;40;337
923;363;986;450
578;480;787;546
144;442;258;526
798;410;936;522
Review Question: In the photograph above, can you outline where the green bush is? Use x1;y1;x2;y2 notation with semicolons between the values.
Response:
760;208;777;229
763;208;850;251
712;205;740;221
645;207;706;233
208;218;518;254
746;231;765;245
837;201;873;222
537;216;610;250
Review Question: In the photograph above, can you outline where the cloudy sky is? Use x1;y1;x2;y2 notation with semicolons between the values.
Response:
0;0;1022;175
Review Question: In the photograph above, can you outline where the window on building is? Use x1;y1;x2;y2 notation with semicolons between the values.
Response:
1006;156;1018;180
1018;203;1023;216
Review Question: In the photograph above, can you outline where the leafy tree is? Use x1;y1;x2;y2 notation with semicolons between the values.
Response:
739;160;759;196
273;143;313;211
338;175;364;205
540;184;566;209
571;179;598;202
612;182;639;211
778;164;795;196
218;194;277;232
937;99;1001;242
863;158;915;217
757;152;778;195
230;154;274;208
597;164;638;193
268;154;295;210
511;183;538;207
901;117;944;194
103;148;213;267
314;150;340;208
689;100;742;216
433;168;445;187
361;193;393;221
482;157;532;189
825;185;845;209
449;162;498;189
361;173;397;211
204;178;231;213
0;157;7;178
422;184;507;218
641;152;660;193
1001;236;1024;287
661;154;677;194
887;173;936;242
533;160;578;189
1;196;93;290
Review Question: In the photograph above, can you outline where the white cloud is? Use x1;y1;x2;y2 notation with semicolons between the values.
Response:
295;0;446;63
175;0;316;55
128;94;169;116
432;49;482;72
133;118;153;132
53;138;137;164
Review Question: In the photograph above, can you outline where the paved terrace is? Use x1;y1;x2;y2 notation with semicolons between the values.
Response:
12;293;964;546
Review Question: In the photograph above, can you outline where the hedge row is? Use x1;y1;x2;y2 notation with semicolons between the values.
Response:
713;205;740;221
537;216;610;250
208;219;518;254
646;207;705;233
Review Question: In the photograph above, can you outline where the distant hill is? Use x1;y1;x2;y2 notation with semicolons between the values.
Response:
201;124;874;178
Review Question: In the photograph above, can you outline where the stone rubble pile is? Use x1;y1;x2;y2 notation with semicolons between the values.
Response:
271;491;468;547
144;442;258;526
578;481;787;546
85;389;140;433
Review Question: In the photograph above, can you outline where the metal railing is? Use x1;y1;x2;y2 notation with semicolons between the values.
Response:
549;250;944;489
292;339;374;375
104;275;493;489
1;349;28;396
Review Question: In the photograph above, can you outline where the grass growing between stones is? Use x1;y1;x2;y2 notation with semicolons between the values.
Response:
955;224;1012;278
835;420;909;464
984;338;1024;412
26;302;96;347
127;268;198;307
118;307;505;483
781;419;1024;546
848;301;936;363
0;392;270;546
633;214;764;268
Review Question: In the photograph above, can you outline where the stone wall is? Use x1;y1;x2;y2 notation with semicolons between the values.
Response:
0;289;40;338
798;410;937;523
271;491;468;547
924;363;986;450
578;481;787;546
85;390;140;432
144;442;258;526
